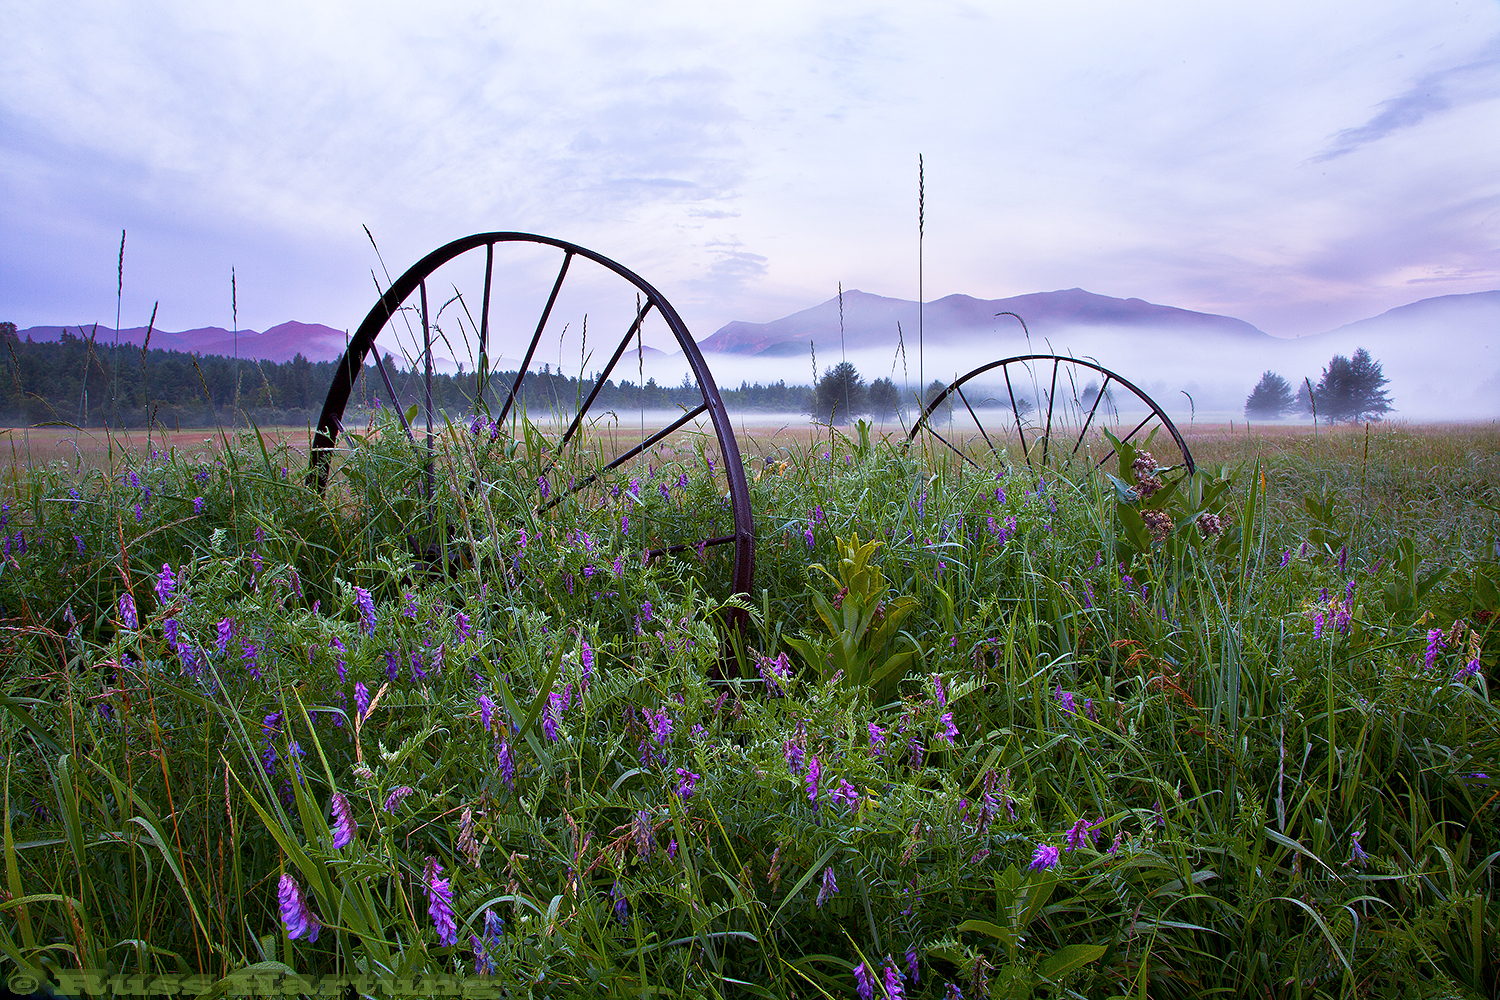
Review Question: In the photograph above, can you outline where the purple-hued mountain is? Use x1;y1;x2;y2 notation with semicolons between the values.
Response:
17;321;351;363
699;288;1268;356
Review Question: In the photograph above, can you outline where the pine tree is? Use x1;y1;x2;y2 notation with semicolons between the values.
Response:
1312;347;1392;423
868;377;899;420
812;361;869;424
1244;371;1295;419
1347;347;1392;422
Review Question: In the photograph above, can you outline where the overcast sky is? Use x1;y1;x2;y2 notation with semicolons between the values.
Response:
3;0;1497;341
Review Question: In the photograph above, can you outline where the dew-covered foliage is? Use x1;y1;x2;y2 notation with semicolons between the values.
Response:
1;415;1497;998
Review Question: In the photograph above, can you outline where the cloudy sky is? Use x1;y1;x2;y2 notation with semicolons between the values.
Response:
3;0;1497;341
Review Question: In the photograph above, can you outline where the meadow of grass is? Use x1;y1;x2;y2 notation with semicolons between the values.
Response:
1;414;1497;999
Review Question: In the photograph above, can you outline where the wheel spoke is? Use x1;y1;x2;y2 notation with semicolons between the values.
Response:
372;348;417;445
927;423;982;469
555;299;655;455
421;280;434;497
955;385;995;453
539;402;708;512
1003;364;1031;471
1071;374;1111;460
478;242;493;411
1095;412;1154;469
646;533;735;561
1041;357;1059;467
497;250;574;428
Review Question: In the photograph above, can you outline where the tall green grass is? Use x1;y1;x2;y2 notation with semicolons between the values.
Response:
1;416;1496;998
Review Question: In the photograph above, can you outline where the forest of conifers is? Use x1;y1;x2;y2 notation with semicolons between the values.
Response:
0;328;814;428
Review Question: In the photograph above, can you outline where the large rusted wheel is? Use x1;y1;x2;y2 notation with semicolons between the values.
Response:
308;232;754;611
907;339;1195;476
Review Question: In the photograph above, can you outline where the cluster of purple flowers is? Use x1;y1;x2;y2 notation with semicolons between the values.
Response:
329;792;356;848
986;513;1018;544
355;586;377;636
424;858;458;946
278;874;321;942
759;651;793;695
470;909;505;975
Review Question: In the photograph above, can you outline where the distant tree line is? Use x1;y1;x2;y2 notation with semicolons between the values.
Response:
1245;347;1393;423
0;323;829;428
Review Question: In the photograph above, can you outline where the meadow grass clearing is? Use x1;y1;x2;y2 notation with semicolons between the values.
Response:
0;416;1497;998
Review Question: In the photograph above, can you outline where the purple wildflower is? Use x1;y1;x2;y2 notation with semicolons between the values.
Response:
329;792;355;848
1064;818;1091;852
424;858;458;946
1425;628;1443;670
632;810;654;859
330;636;347;683
760;651;792;695
884;958;905;999
154;563;176;604
1028;843;1060;871
403;591;418;619
675;768;700;799
868;722;886;754
855;961;876;1000
355;681;371;722
644;706;673;745
906;945;919;984
383;786;414;812
497;740;514;791
537;476;550;499
816;865;838;907
118;593;138;629
1312;611;1324;641
543;694;560;742
806;755;821;804
1456;658;1481;682
1054;683;1077;716
611;881;629;924
216;617;233;654
240;639;262;680
384;649;399;681
277;874;321;942
478;693;495;732
803;526;815;548
932;673;946;706
1349;832;1369;866
945;985;964;1000
454;611;472;644
832;778;860;813
937;711;958;743
784;738;805;775
355;586;376;636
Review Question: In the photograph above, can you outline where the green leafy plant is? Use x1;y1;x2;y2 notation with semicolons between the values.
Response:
785;532;919;700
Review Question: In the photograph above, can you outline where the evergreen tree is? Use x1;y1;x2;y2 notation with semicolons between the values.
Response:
812;361;868;424
1244;371;1295;419
1347;347;1393;422
1312;347;1392;423
868;377;899;420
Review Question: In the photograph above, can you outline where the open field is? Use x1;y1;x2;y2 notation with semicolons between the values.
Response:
1;415;1497;997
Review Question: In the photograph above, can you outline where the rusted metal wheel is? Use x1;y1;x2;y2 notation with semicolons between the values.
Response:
907;335;1195;477
308;232;754;608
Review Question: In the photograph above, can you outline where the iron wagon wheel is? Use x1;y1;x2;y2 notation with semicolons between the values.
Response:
307;232;755;629
906;350;1195;478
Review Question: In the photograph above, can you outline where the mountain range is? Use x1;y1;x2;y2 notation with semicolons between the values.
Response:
699;287;1269;356
16;320;351;364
